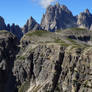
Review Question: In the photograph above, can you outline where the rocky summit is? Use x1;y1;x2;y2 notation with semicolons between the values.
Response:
41;4;77;31
1;3;92;92
22;17;42;34
0;16;23;40
41;3;92;32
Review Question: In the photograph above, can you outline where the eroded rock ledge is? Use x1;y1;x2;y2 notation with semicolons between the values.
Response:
13;43;92;92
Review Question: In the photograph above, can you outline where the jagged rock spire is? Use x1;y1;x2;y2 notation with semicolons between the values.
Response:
23;16;42;33
41;3;76;31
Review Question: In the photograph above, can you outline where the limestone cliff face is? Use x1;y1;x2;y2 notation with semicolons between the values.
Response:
23;17;42;33
41;4;76;31
7;24;23;39
13;42;92;92
0;16;23;39
12;29;92;92
77;9;92;29
0;30;19;92
0;29;92;92
0;16;6;30
41;4;92;32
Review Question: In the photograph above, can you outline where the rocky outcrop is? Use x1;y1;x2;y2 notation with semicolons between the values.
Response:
13;42;92;92
23;17;42;33
41;4;92;32
0;16;23;39
0;30;19;92
41;3;77;32
0;16;6;30
0;28;92;92
77;9;92;29
6;24;23;39
1;3;92;92
11;29;92;92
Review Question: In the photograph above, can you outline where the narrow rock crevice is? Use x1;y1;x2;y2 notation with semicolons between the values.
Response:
51;49;65;92
28;53;35;80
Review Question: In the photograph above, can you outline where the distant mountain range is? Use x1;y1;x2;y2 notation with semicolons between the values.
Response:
0;3;92;39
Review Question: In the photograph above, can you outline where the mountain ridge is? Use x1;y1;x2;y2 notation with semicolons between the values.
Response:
0;3;92;38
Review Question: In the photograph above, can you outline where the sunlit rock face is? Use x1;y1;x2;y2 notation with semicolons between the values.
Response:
41;3;77;32
23;16;42;33
77;9;92;29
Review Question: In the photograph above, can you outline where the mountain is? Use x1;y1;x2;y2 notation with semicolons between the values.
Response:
41;3;77;31
6;23;23;39
0;28;92;92
0;30;19;92
22;16;42;33
41;4;92;32
0;16;6;30
0;16;23;39
77;9;92;29
1;3;92;92
0;4;92;37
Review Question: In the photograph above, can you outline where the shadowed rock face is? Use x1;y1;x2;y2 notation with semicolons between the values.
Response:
0;29;92;92
1;3;92;92
0;16;23;40
11;29;92;92
13;43;92;92
6;24;23;39
0;31;19;92
0;16;6;30
23;17;42;33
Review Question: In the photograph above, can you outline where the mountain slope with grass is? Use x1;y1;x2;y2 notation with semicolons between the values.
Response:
0;28;92;92
13;28;92;92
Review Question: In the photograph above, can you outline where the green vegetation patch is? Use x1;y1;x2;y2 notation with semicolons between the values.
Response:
54;38;69;47
69;28;87;31
18;81;30;92
17;55;25;60
67;38;78;45
26;30;49;37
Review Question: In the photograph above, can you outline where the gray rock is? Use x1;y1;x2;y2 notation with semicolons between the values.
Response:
23;17;42;33
0;16;6;30
0;30;19;92
41;4;77;32
8;23;23;39
77;9;92;29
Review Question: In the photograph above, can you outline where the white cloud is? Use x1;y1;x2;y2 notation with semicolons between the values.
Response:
40;0;56;8
32;0;56;8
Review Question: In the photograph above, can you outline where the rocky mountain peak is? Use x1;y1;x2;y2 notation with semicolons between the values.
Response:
41;4;76;31
77;9;92;29
27;16;36;25
9;23;23;39
23;16;41;33
84;9;91;15
0;16;6;30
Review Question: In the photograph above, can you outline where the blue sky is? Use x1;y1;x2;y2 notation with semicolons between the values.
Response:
0;0;92;27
